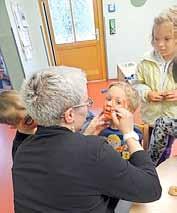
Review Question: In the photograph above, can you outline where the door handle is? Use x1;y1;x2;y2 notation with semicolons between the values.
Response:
95;28;99;40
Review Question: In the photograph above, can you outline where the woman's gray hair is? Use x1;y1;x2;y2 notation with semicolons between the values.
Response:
151;5;177;45
21;66;87;126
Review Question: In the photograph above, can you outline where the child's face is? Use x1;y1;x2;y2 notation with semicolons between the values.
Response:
104;86;129;114
153;22;177;60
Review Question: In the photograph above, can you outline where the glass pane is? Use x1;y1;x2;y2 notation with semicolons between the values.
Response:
71;0;96;41
48;0;74;44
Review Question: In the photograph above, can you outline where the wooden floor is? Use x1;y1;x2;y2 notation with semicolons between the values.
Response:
0;80;177;213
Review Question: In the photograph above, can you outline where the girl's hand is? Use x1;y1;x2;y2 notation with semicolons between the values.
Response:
163;89;177;101
147;91;164;102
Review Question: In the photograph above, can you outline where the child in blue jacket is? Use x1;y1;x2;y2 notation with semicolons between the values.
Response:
99;81;143;159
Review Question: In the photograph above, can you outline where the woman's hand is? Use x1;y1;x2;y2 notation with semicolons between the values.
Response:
111;108;143;154
83;113;110;135
111;107;134;134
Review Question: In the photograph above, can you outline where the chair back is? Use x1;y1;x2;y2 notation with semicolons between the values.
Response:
135;123;149;150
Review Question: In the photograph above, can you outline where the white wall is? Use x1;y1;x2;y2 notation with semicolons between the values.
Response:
4;0;177;80
5;0;48;79
103;0;177;79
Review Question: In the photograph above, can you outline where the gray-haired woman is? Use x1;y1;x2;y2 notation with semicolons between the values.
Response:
12;66;161;213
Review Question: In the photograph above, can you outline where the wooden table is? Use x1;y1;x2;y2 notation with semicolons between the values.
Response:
130;157;177;213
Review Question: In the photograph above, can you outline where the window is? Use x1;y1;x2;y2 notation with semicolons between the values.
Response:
48;0;96;44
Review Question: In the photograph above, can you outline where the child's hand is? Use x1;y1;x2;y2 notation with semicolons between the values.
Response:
147;91;164;102
163;89;177;101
